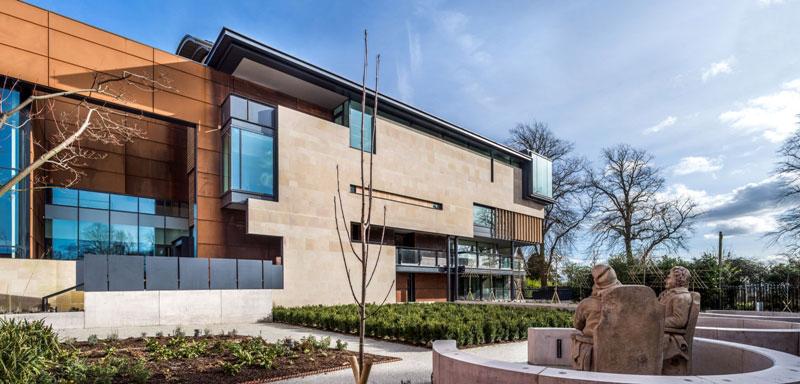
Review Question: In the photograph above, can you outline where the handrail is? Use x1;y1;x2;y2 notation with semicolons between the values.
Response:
41;283;84;312
396;246;446;267
395;245;446;253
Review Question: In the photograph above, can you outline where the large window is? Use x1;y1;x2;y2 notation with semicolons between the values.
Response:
221;95;276;201
529;152;553;199
44;188;190;259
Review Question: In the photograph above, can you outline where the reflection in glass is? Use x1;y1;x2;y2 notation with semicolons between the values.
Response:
530;153;553;199
138;198;156;214
79;191;109;210
44;188;190;259
79;221;110;256
47;219;78;260
230;95;247;121
52;188;78;206
348;101;373;153
240;130;274;195
473;205;495;229
248;100;274;127
110;194;138;212
139;226;155;256
231;128;240;190
110;224;137;255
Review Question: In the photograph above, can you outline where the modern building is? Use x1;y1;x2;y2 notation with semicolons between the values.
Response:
0;1;551;312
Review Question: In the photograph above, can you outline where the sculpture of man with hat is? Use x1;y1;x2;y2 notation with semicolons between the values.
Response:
571;264;622;371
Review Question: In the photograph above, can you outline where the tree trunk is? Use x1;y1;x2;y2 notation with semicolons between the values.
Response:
0;110;94;197
624;237;634;263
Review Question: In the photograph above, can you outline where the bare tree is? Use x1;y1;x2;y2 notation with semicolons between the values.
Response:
507;121;596;286
332;31;394;384
772;125;800;255
0;71;171;197
590;144;700;262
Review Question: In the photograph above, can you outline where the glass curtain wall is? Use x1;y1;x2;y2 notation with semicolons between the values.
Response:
44;188;190;259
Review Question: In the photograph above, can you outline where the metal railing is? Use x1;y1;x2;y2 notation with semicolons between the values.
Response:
41;283;84;312
458;253;521;271
396;247;447;268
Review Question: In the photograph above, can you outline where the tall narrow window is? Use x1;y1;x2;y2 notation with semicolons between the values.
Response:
348;101;374;153
529;153;553;199
221;95;277;204
0;88;28;258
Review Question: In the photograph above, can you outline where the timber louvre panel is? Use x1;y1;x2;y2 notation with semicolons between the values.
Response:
495;208;543;244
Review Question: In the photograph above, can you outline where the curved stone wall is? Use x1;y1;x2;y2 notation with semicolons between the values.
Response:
703;311;800;323
696;315;800;355
434;335;800;384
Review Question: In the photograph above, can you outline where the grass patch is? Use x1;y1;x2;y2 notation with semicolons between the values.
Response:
273;303;573;347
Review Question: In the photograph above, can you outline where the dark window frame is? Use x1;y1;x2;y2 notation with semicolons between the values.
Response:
219;94;279;202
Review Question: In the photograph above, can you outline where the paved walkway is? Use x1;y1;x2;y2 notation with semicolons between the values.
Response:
56;321;529;384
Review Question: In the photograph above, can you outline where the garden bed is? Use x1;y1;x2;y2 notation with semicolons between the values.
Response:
273;302;573;347
0;319;398;384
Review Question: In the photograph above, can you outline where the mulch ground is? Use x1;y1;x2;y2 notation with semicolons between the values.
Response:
73;336;399;384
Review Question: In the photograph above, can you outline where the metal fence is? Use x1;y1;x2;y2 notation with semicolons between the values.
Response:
713;284;800;312
80;255;283;292
528;283;800;312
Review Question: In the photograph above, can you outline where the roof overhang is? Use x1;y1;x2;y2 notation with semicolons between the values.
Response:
204;28;532;163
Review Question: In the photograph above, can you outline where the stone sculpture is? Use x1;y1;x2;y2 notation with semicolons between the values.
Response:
659;266;701;375
571;264;621;371
594;285;665;374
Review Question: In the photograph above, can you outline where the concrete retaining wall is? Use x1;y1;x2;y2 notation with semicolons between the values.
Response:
0;290;273;329
83;289;272;328
437;333;800;384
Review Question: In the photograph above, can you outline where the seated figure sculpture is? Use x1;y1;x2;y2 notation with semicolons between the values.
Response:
659;266;701;375
571;264;621;371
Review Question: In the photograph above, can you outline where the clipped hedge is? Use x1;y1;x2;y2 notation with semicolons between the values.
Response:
273;303;572;347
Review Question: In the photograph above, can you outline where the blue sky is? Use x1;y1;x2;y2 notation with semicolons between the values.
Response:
29;0;800;262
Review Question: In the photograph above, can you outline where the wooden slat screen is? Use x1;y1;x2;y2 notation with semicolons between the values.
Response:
494;208;543;244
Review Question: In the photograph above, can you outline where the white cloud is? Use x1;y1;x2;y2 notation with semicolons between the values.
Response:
643;116;677;134
757;0;786;6
668;177;790;239
719;78;800;143
672;156;723;176
702;215;779;238
702;57;734;82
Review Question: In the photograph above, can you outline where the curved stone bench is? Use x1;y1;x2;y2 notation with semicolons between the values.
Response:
434;334;800;383
696;316;800;355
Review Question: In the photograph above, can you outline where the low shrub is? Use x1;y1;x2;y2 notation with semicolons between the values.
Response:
273;303;573;347
0;318;62;383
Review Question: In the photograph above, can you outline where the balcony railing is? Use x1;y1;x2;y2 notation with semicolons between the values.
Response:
396;247;446;268
458;252;523;271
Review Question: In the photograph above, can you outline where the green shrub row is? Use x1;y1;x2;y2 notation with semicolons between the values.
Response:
273;303;573;347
